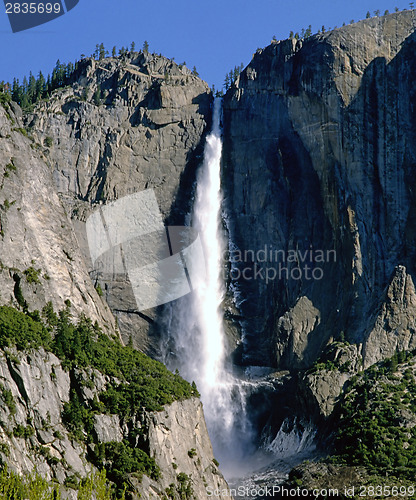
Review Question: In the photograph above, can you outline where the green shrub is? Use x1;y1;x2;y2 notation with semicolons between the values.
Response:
0;305;50;350
24;266;41;284
0;384;16;415
0;465;59;500
0;443;10;457
96;441;160;485
176;472;193;499
44;137;53;148
13;425;34;439
12;127;28;137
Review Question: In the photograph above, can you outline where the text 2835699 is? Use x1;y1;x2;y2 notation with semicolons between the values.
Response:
5;3;61;14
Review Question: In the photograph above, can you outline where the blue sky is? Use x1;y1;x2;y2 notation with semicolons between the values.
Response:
0;0;413;91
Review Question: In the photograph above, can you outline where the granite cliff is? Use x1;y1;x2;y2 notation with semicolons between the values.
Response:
222;10;416;419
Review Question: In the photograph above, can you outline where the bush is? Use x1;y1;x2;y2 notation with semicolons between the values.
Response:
24;266;41;284
13;425;34;439
12;127;28;137
0;465;59;500
0;384;16;415
0;305;50;350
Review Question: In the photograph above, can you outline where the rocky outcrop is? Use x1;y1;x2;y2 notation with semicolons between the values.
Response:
140;398;228;499
22;53;211;355
223;11;416;371
363;265;416;368
0;346;229;498
0;348;92;490
0;102;115;332
299;341;362;419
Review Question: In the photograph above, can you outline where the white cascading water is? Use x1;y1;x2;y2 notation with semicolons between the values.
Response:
185;97;239;462
164;98;252;475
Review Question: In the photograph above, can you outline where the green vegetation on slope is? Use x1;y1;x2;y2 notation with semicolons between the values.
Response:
0;303;199;496
331;350;416;480
0;465;114;500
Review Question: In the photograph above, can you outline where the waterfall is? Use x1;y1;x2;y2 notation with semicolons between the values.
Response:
163;98;253;476
191;97;228;402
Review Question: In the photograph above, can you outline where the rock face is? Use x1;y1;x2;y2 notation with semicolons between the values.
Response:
223;11;416;374
22;52;211;355
0;347;92;488
0;347;229;498
141;398;228;499
0;103;115;333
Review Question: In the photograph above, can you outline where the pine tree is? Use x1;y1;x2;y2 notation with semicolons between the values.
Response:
93;85;101;106
384;10;389;15
233;66;239;81
112;46;116;57
224;73;230;90
395;6;400;11
289;30;294;39
45;75;51;96
192;66;199;76
366;11;371;18
20;93;30;110
305;25;312;38
27;71;36;102
374;9;380;16
98;43;105;60
12;78;22;104
22;76;28;95
390;351;399;372
36;71;45;101
0;81;11;104
143;40;149;53
398;349;406;364
130;41;136;52
66;62;74;80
